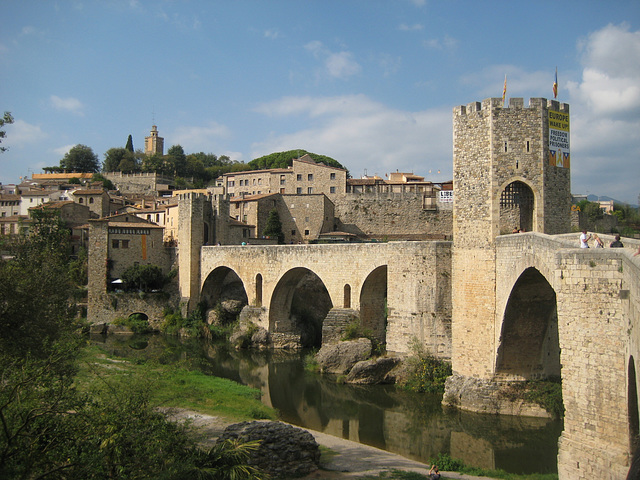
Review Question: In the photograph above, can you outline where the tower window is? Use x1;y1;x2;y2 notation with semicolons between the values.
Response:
504;141;508;153
526;140;530;153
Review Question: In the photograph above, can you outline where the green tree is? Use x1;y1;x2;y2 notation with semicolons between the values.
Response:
120;264;167;292
0;111;14;153
61;144;100;173
125;134;134;152
92;173;115;190
263;208;285;244
167;144;187;177
249;149;348;174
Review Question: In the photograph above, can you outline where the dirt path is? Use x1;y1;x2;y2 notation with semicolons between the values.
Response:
168;409;497;480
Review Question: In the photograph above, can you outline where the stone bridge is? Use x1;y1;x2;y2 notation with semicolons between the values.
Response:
181;232;640;479
188;241;452;355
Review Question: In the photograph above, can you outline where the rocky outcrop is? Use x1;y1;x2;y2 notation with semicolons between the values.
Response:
217;421;320;478
316;338;372;375
345;356;401;384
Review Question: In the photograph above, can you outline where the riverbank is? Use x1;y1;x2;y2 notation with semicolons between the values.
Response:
169;409;501;480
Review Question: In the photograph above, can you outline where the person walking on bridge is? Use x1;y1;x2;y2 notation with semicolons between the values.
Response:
580;229;591;248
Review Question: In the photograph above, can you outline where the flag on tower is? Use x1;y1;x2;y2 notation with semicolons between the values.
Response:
553;68;558;99
502;75;507;106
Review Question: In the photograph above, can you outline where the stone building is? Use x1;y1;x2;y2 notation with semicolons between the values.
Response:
0;194;21;218
221;154;347;198
70;189;111;218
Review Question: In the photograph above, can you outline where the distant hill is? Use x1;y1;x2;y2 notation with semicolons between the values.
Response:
587;194;639;208
249;150;348;174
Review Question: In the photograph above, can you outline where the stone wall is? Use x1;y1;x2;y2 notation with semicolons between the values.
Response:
104;172;174;195
332;193;453;239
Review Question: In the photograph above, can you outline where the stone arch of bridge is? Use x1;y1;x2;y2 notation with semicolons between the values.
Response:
200;266;249;311
496;177;537;234
269;267;333;348
359;265;388;344
495;266;561;382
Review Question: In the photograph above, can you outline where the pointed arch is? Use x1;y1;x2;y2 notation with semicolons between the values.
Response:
359;265;388;344
498;179;535;234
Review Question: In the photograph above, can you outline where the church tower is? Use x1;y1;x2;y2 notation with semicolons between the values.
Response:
144;125;164;155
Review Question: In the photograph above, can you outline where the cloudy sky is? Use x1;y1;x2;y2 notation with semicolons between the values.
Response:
1;1;639;204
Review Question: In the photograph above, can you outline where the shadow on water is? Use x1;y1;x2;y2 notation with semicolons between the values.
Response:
92;334;562;475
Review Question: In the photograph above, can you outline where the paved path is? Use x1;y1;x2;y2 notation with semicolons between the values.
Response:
170;409;498;480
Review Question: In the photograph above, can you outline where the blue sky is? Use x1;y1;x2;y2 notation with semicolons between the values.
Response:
1;0;639;204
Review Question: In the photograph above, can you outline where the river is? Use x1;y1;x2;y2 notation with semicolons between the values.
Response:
93;333;562;475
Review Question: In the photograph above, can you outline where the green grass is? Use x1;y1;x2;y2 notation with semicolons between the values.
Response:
353;468;558;480
78;345;277;422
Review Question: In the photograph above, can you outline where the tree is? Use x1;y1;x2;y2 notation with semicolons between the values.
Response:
103;147;129;172
120;264;167;292
60;144;100;173
167;144;187;177
92;173;115;190
0;111;14;153
125;134;134;152
263;208;285;244
249;149;348;174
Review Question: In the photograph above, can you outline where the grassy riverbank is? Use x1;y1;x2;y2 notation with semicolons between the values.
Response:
77;344;277;422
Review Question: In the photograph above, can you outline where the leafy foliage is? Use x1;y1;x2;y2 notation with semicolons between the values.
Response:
120;263;167;292
161;304;208;337
248;149;347;173
60;144;101;173
498;377;564;419
401;338;452;394
263;208;285;244
112;313;154;334
0;212;268;479
0;111;14;153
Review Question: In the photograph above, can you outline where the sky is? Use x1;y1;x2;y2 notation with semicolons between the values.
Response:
1;1;639;205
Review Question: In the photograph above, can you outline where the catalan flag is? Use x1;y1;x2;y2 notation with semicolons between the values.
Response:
553;68;558;99
502;75;507;106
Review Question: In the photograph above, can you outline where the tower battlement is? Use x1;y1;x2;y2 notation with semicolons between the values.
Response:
453;97;569;116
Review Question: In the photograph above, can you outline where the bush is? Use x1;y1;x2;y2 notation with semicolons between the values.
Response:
401;338;452;394
112;313;154;334
161;304;207;337
499;377;564;419
341;319;385;356
120;264;167;292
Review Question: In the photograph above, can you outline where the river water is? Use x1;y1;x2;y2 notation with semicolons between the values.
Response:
94;334;562;475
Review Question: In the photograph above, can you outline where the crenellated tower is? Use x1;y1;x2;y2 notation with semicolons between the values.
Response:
450;97;571;379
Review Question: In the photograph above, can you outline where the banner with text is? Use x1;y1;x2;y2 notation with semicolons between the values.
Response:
548;110;570;168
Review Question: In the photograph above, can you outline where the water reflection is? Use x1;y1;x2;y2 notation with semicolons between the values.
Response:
92;334;561;475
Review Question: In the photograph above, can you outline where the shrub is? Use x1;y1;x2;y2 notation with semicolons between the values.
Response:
401;338;452;394
498;376;564;419
112;313;154;334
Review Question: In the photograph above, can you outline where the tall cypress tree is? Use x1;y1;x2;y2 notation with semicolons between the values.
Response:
125;134;134;152
263;209;285;244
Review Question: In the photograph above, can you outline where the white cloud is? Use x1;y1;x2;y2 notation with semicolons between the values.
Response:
264;29;281;39
50;95;84;116
567;23;640;203
4;120;47;146
399;24;424;32
423;35;458;50
252;95;452;180
54;144;75;156
172;122;232;153
304;41;361;79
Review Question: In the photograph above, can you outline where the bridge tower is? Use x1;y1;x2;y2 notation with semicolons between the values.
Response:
450;97;571;381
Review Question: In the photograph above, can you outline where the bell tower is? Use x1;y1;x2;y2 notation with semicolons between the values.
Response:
144;125;164;156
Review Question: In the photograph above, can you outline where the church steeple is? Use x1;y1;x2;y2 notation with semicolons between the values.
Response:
144;125;164;155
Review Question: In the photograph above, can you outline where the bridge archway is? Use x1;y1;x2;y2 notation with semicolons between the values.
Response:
269;267;333;348
496;267;560;380
499;180;535;234
360;265;388;344
201;266;248;309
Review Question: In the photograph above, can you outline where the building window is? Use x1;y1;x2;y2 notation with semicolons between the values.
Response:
330;173;336;180
121;240;129;249
78;198;83;204
280;175;286;185
308;174;313;181
305;217;309;222
297;174;302;181
307;187;313;194
89;197;94;204
304;229;310;235
330;186;336;194
112;239;119;248
291;230;296;236
296;187;302;194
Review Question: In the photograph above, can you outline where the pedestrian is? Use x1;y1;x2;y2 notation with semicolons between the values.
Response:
580;229;591;248
593;234;604;248
429;465;441;480
610;235;624;248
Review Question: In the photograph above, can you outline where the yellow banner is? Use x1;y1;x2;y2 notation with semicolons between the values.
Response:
141;234;147;260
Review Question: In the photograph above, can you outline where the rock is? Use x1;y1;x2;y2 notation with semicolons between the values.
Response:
316;338;372;375
107;323;134;335
89;322;108;334
221;299;244;315
251;327;270;348
345;356;401;384
217;421;320;478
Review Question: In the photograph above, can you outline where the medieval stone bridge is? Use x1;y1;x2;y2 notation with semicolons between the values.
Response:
183;232;640;479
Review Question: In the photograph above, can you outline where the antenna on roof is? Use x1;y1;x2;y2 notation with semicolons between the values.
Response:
152;106;156;125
